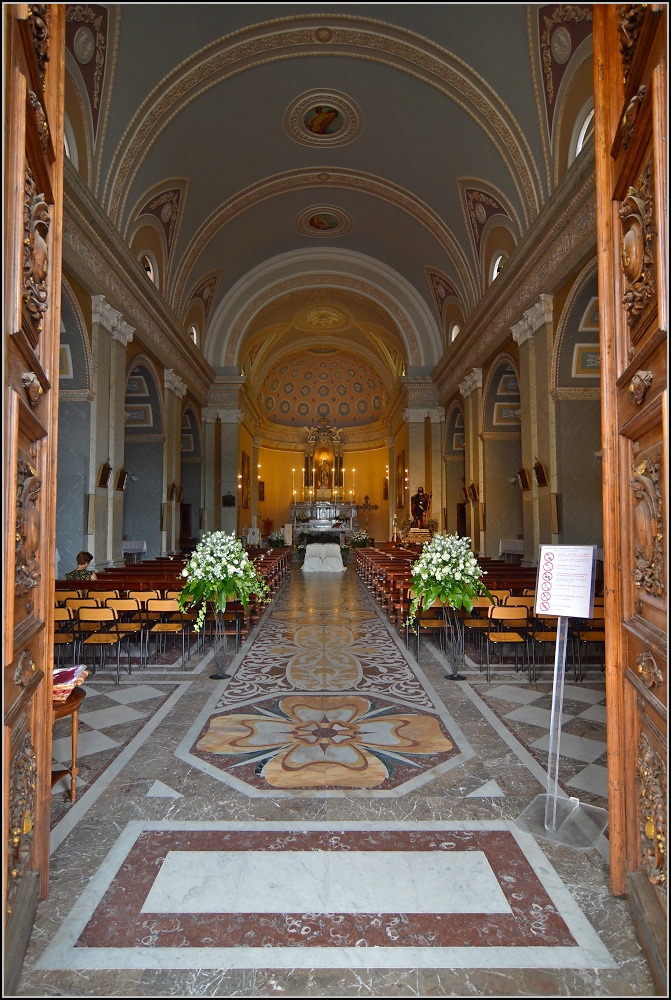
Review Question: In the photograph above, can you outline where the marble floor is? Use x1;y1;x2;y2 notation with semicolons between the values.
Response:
16;568;656;997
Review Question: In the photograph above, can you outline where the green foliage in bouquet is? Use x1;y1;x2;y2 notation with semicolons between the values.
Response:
178;531;269;632
267;530;286;548
407;532;491;627
349;528;370;548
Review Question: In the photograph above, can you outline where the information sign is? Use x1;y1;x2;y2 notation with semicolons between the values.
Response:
534;545;596;619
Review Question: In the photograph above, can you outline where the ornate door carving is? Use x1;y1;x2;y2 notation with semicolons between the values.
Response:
3;5;65;993
593;5;667;991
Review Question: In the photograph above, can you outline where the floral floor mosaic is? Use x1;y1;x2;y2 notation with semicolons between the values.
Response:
18;569;656;997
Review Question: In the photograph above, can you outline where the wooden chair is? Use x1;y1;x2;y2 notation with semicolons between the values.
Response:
574;616;606;680
106;598;147;668
407;594;448;661
489;589;512;605
146;599;189;664
483;606;529;683
53;607;77;667
77;607;127;685
462;596;495;657
54;590;81;605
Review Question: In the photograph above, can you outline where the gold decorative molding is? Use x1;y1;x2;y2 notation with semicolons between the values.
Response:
617;4;647;82
23;161;50;334
7;732;37;916
27;4;50;87
636;732;667;895
636;650;663;690
104;15;542;230
28;90;50;155
619;158;655;327
14;650;38;688
628;369;654;406
630;454;664;597
15;460;42;599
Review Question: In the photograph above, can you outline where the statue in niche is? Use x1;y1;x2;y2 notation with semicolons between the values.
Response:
319;458;330;487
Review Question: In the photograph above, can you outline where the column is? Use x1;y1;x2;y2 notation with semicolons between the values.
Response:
251;434;260;530
387;435;395;540
427;407;445;529
403;408;428;510
219;408;244;536
90;295;134;568
201;407;219;534
164;369;187;555
459;368;483;553
512;293;553;564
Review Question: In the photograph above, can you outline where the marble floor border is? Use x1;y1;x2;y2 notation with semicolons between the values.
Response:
35;820;617;972
49;682;191;854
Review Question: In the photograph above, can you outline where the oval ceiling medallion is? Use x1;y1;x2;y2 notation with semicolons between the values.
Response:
284;90;364;148
295;205;354;238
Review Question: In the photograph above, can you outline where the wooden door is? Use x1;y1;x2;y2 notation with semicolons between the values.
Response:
593;5;667;991
3;5;65;992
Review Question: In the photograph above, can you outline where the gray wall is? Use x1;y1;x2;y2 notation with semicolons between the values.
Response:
123;442;164;559
56;401;91;577
484;438;523;557
181;460;202;542
556;400;603;547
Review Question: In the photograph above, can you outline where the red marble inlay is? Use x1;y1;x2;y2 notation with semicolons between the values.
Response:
78;829;576;949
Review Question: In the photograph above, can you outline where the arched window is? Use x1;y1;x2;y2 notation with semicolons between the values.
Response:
569;99;595;164
140;254;155;284
187;325;198;345
449;322;460;344
63;112;78;169
491;253;506;283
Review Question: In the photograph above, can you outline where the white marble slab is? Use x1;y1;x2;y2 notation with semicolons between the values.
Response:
466;778;505;798
141;850;510;915
486;684;544;705
105;685;165;705
567;764;609;799
146;780;183;799
577;704;607;724
531;732;607;764
51;730;119;762
35;820;617;972
505;705;573;729
79;704;148;730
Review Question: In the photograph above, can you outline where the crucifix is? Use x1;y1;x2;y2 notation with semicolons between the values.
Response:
357;494;379;531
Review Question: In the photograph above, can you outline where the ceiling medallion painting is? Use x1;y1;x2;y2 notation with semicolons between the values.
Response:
284;90;364;148
261;349;385;428
295;205;354;238
294;303;350;331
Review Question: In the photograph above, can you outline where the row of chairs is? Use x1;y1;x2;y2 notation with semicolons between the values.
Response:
356;548;605;683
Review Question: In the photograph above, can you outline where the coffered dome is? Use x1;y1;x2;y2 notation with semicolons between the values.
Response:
261;348;386;427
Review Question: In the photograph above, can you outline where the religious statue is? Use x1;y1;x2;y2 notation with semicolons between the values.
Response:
411;486;431;527
319;458;330;487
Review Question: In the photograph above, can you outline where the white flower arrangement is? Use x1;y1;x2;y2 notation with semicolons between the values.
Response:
408;532;491;626
179;531;269;632
349;528;370;548
267;530;286;548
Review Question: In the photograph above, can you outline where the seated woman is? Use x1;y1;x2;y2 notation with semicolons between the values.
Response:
65;550;97;581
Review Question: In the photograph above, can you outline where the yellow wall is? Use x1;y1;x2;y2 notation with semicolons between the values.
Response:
343;446;388;543
257;447;300;534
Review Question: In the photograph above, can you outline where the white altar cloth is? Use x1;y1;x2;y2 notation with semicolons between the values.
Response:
302;543;345;573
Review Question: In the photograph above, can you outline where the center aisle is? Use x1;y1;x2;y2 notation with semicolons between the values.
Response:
20;568;654;997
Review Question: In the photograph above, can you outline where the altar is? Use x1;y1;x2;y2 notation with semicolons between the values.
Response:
291;500;358;539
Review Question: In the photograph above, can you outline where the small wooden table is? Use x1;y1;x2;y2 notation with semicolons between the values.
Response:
51;687;86;802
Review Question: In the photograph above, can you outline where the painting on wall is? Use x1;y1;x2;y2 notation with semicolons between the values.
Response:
396;450;406;508
303;104;345;136
493;402;521;426
126;373;149;395
258;480;265;502
125;404;153;427
241;451;250;509
572;343;601;377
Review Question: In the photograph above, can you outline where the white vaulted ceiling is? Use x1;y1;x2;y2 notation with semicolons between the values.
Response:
66;4;593;372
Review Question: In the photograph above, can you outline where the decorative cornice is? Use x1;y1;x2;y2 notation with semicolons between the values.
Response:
164;368;187;398
403;406;444;423
459;368;483;397
550;386;600;401
91;294;135;345
218;408;244;424
63;161;214;404
59;388;96;402
200;406;220;424
512;293;553;345
434;150;596;404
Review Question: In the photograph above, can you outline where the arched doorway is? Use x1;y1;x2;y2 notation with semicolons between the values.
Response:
122;359;165;559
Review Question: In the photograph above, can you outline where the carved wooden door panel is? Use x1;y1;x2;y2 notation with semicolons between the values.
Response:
3;5;65;992
593;5;667;990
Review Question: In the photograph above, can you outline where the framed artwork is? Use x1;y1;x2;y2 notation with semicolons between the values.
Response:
97;462;112;489
258;480;265;502
533;461;549;488
517;467;531;491
572;343;601;377
383;478;388;500
59;344;73;379
167;482;177;501
114;468;128;491
468;482;479;502
462;485;470;503
124;404;153;427
222;493;236;508
176;486;184;502
241;452;250;509
396;451;406;508
493;402;521;425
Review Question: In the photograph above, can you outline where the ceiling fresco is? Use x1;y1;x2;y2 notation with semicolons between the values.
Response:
63;4;594;373
260;349;386;428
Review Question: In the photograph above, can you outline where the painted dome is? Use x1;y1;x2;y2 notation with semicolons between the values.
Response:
261;349;386;427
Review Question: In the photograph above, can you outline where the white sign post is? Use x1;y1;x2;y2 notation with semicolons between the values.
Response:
516;545;609;849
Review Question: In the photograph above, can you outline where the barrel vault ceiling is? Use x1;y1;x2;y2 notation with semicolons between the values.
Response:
65;4;593;375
